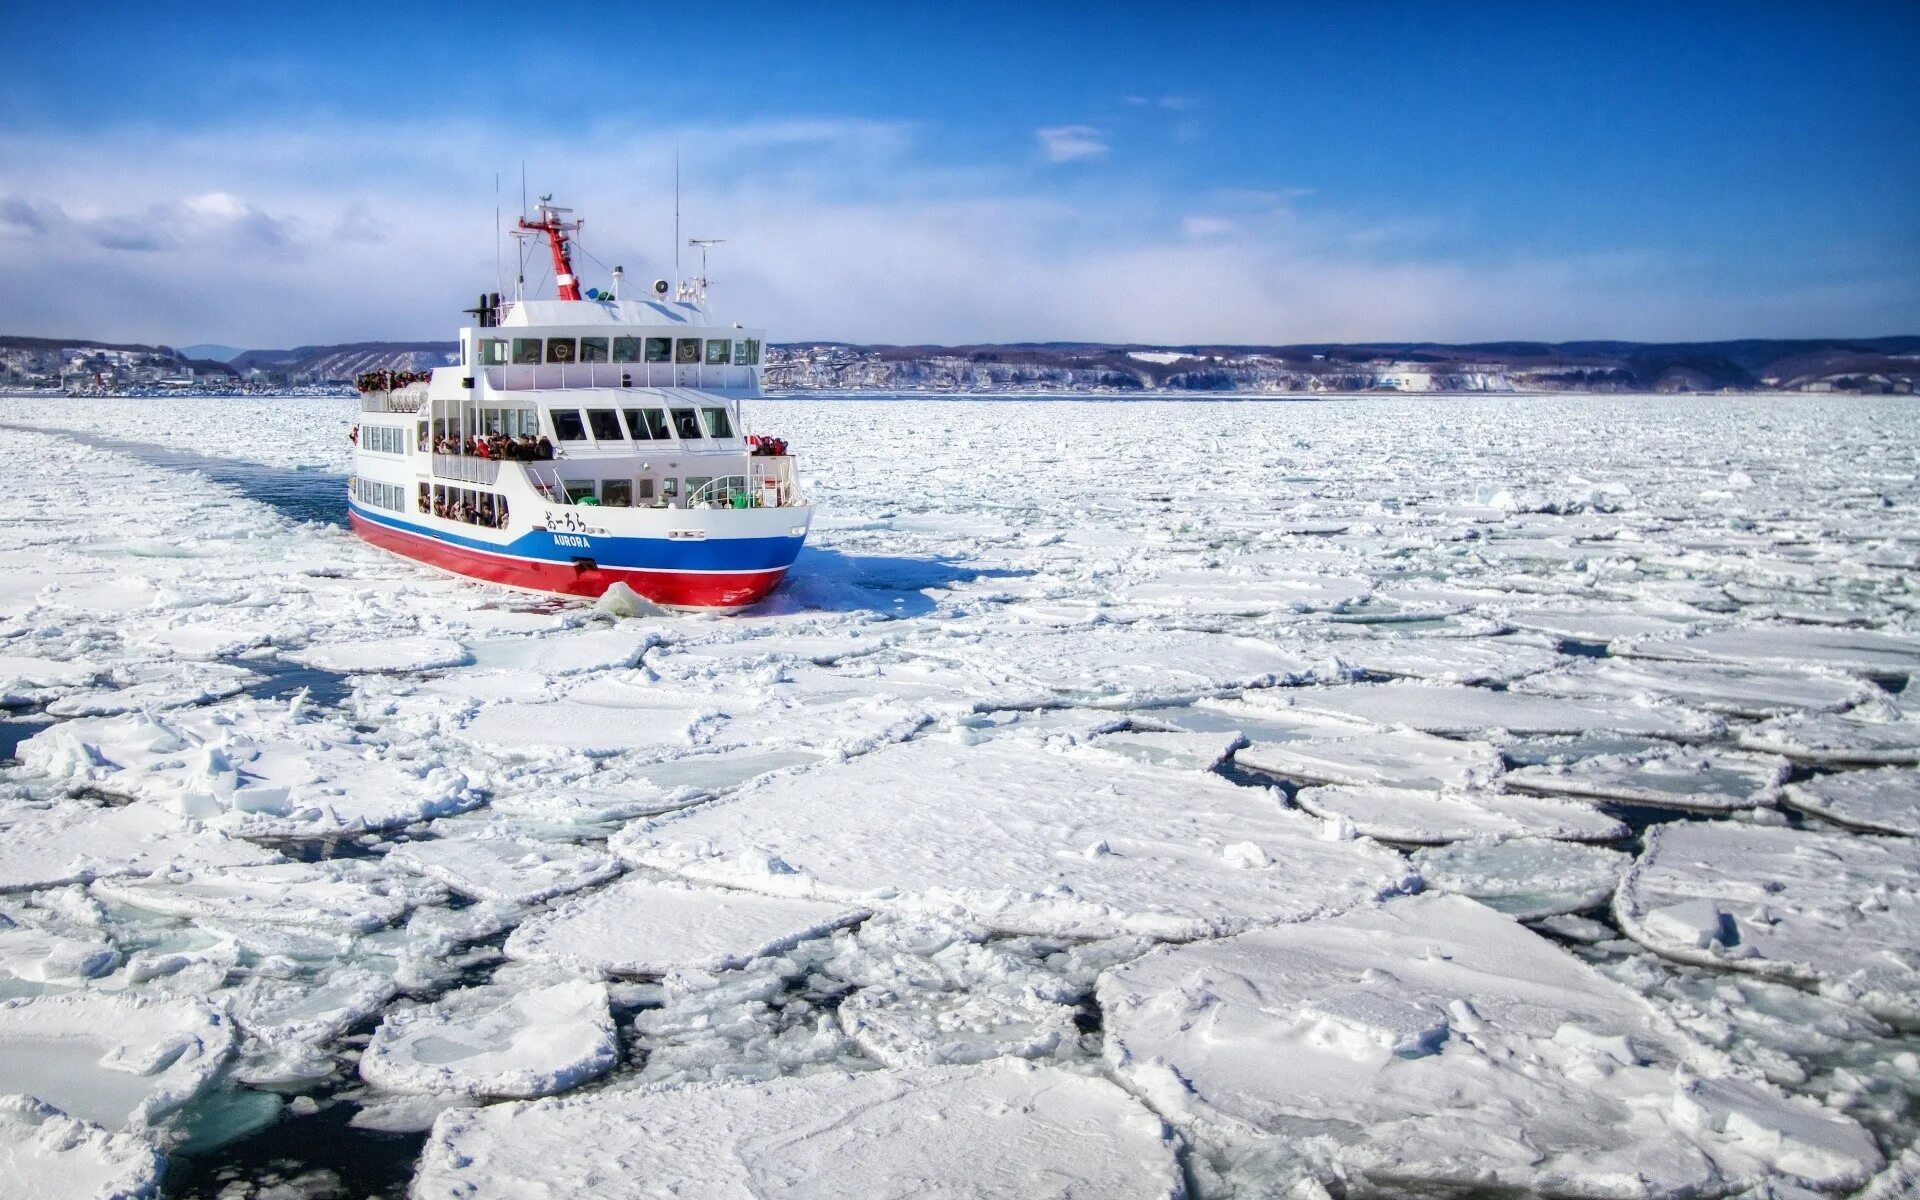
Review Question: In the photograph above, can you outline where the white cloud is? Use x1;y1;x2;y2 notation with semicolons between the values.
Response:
1034;125;1109;164
1181;216;1236;239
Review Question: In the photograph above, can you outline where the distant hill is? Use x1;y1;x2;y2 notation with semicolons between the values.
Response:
178;343;245;363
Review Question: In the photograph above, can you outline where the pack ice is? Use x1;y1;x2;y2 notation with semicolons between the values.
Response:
1099;894;1882;1195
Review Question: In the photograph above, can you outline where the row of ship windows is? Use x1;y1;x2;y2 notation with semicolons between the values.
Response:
362;425;408;454
353;478;406;512
554;406;732;442
478;336;761;367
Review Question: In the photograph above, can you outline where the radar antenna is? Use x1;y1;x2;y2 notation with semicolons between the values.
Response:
514;195;584;301
681;237;726;304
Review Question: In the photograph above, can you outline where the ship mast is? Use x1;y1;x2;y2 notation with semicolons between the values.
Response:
516;195;584;301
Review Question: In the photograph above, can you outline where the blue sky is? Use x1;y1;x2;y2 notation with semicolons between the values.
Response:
2;1;1915;346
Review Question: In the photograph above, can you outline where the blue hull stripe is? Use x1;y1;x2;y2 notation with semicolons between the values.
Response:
349;503;806;573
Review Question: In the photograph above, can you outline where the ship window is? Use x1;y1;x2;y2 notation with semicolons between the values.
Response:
644;337;671;363
674;338;702;364
580;337;609;362
701;406;734;438
704;339;731;365
733;339;748;364
482;339;508;365
685;476;713;505
479;493;496;525
564;480;596;503
512;338;541;364
550;410;588;441
637;478;656;502
601;480;632;507
586;409;623;440
621;409;652;440
744;338;761;365
670;408;702;439
612;337;640;363
545;338;577;364
641;409;670;439
417;421;428;451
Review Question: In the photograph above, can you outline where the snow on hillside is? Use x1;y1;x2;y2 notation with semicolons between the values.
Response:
0;392;1916;1197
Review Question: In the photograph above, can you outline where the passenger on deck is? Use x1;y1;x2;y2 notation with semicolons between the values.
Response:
536;436;554;460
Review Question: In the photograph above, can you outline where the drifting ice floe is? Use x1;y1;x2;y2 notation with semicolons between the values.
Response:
1278;680;1717;738
93;860;446;936
1618;624;1920;684
359;980;618;1099
1289;783;1624;843
1737;698;1920;766
1615;821;1920;1025
837;985;1080;1068
0;992;233;1133
0;1096;162;1200
1781;766;1920;836
612;736;1416;939
505;877;867;976
1329;633;1562;685
1235;722;1505;791
1512;658;1874;719
412;1059;1183;1200
1410;838;1630;918
1505;746;1787;812
286;635;469;673
385;830;620;904
0;801;274;893
1099;893;1883;1195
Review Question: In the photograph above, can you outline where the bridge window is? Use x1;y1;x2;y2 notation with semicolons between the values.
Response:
580;337;609;362
512;338;541;364
637;478;657;502
550;410;588;441
701;406;734;438
674;338;702;364
704;339;731;365
546;338;577;364
670;408;702;439
743;338;761;365
622;409;655;440
482;339;508;365
645;337;671;363
586;409;623;440
564;480;596;504
601;480;632;507
612;337;640;363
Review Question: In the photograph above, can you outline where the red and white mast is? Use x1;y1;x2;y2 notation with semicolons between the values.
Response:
517;196;583;301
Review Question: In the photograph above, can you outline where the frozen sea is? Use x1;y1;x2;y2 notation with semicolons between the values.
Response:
0;391;1917;1199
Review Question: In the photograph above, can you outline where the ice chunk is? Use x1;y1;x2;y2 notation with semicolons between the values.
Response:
1618;624;1920;683
1081;728;1246;772
1737;702;1920;766
1505;746;1787;812
0;802;276;893
1513;658;1873;719
0;992;233;1133
907;625;1335;704
1331;634;1562;685
837;986;1080;1067
1099;893;1882;1195
1278;681;1717;739
1291;784;1624;844
1411;838;1630;918
465;625;658;674
385;831;619;905
284;635;469;673
93;860;446;936
1616;821;1920;1024
504;877;867;976
42;661;256;718
1236;725;1504;791
359;981;617;1099
0;1095;163;1200
612;736;1415;939
1781;766;1920;836
412;1060;1183;1200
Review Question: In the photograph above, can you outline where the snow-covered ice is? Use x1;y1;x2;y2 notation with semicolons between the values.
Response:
4;393;1919;1194
0;992;233;1133
1099;893;1883;1196
0;1096;162;1200
412;1060;1184;1199
1615;821;1920;1024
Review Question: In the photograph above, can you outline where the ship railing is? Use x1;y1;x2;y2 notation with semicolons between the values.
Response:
432;454;499;485
361;387;427;413
685;457;805;510
481;363;759;392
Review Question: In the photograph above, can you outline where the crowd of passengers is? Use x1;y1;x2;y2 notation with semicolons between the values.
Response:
433;434;556;461
427;491;510;529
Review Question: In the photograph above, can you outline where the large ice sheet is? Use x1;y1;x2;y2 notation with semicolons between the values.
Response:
612;736;1416;939
1236;724;1505;791
0;992;233;1133
1505;746;1787;812
0;1096;162;1200
1330;634;1562;685
1781;766;1920;836
1277;680;1717;738
359;980;617;1099
504;877;867;976
1618;625;1920;681
1099;893;1882;1195
1615;821;1920;1024
412;1060;1183;1200
1290;783;1625;843
93;860;446;935
385;830;620;904
1512;658;1874;718
0;801;275;893
1736;700;1920;766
